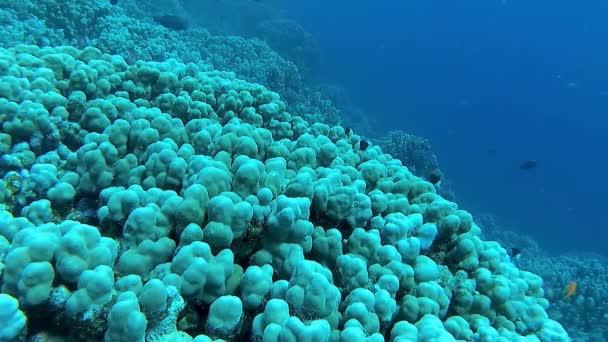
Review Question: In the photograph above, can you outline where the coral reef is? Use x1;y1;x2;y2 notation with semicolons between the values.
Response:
0;44;571;341
0;0;341;126
373;130;439;178
477;214;608;341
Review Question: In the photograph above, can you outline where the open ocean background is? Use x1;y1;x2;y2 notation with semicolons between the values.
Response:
282;0;608;256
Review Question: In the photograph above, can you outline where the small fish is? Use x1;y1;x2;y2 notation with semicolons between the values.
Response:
126;47;137;65
563;281;577;300
511;247;521;259
519;159;537;170
153;15;189;30
359;140;369;151
345;127;352;135
110;0;117;4
428;170;441;185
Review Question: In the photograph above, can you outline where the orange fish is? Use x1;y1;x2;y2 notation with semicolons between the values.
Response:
563;281;577;300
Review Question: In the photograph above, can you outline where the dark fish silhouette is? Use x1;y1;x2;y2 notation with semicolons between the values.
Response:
519;159;537;170
429;170;441;184
153;15;189;30
110;0;117;4
345;127;352;135
511;247;521;258
359;140;369;151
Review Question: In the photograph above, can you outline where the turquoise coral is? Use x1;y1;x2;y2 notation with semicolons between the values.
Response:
0;44;572;341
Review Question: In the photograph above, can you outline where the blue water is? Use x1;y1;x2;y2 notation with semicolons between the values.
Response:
282;0;608;256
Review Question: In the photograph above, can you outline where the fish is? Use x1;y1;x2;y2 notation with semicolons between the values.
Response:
519;159;537;170
563;281;577;299
428;170;441;185
345;127;352;135
153;15;189;30
110;0;117;4
511;247;521;258
359;140;369;151
566;81;578;88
